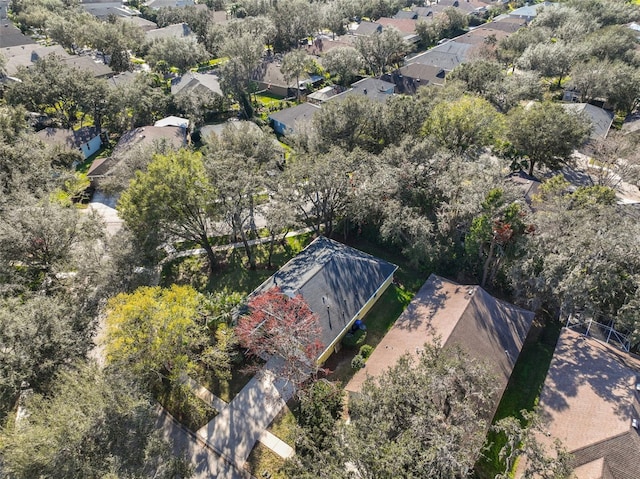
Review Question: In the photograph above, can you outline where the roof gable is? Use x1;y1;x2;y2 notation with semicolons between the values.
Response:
253;237;397;358
345;274;534;398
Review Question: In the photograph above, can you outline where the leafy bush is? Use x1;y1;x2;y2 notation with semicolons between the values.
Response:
351;354;365;370
359;344;373;359
342;329;367;348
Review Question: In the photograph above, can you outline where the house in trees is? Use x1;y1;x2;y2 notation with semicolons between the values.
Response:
0;14;35;48
36;127;104;160
251;59;323;99
345;274;534;418
80;0;140;19
406;39;474;73
328;77;396;103
384;63;446;93
502;1;555;22
86;125;187;180
531;328;640;479
145;23;194;42
561;103;614;141
145;0;195;9
251;236;398;364
349;21;383;36
62;55;114;79
171;72;223;98
268;102;321;136
377;18;420;44
122;15;158;32
1;45;70;76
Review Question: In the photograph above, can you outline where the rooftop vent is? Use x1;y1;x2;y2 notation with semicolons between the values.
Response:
633;418;639;429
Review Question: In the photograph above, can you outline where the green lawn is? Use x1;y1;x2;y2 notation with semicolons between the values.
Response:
245;443;287;479
475;319;562;479
267;401;298;447
198;359;259;403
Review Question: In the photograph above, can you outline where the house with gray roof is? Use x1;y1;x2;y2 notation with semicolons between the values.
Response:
345;274;535;417
122;15;157;31
385;63;446;93
268;102;321;136
507;1;555;21
2;44;70;76
62;55;114;78
327;77;396;103
532;328;640;479
251;236;398;364
350;21;383;36
145;0;194;9
0;14;35;48
171;71;223;98
36;127;104;160
562;103;614;141
406;40;473;72
145;23;193;42
80;0;140;18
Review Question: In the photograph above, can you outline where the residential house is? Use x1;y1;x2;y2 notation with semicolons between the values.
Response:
2;44;70;77
145;23;194;42
384;63;446;93
107;71;137;88
377;18;420;44
562;103;614;141
171;71;223;98
199;119;262;140
394;10;418;20
489;15;528;33
345;274;535;419
505;1;555;22
507;170;541;206
122;15;158;32
145;0;195;9
429;0;491;16
62;55;114;79
80;0;140;18
268;102;321;136
0;11;35;49
350;21;383;36
251;236;398;364
87;125;187;179
251;59;323;98
406;39;473;72
530;328;640;479
327;77;396;103
36;127;104;160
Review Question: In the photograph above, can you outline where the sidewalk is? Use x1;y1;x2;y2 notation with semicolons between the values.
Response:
196;357;295;468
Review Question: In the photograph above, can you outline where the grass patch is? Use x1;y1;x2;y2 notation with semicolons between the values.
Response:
206;233;314;295
324;283;414;384
267;401;298;448
475;318;562;479
154;381;217;432
75;144;114;174
245;443;287;479
199;357;260;403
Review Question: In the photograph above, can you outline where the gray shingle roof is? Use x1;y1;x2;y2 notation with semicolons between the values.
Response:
253;237;397;359
562;103;614;140
328;77;396;103
407;40;473;71
268;103;321;129
146;23;193;41
171;72;223;97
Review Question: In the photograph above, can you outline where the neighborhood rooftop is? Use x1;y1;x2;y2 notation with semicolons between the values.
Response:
346;274;534;403
253;236;397;363
536;328;640;479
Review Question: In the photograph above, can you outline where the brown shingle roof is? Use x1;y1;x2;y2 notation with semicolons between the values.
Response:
535;329;640;479
345;274;534;407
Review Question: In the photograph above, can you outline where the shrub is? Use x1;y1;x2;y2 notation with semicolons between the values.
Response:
351;354;365;370
342;329;367;348
359;344;373;359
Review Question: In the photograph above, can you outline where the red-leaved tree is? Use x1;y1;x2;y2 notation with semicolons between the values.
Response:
236;287;324;388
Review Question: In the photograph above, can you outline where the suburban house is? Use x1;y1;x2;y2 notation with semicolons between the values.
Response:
80;0;140;18
377;18;420;43
171;72;223;98
507;170;542;206
562;103;615;141
0;12;35;49
268;102;321;136
2;44;70;76
384;63;446;93
62;55;114;79
36;127;104;160
154;116;190;129
394;10;418;20
328;77;396;103
87;125;187;179
122;15;158;31
350;21;383;36
251;59;323;98
531;328;640;479
145;0;195;9
406;39;474;72
345;274;535;418
501;1;555;22
145;23;194;42
251;236;398;364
